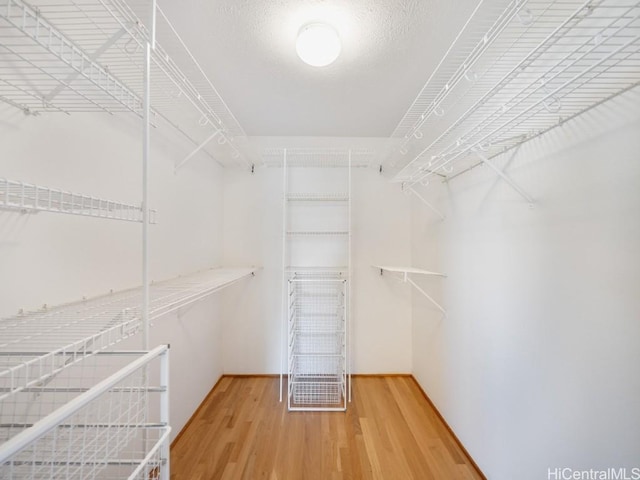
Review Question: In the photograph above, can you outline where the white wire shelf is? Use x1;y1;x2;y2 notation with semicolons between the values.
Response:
0;178;156;223
287;193;349;202
285;266;348;274
0;267;257;402
286;231;349;237
0;0;248;167
374;265;447;277
389;0;640;183
262;148;376;168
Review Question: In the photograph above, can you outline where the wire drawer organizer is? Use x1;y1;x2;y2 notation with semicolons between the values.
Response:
0;345;171;480
288;274;347;411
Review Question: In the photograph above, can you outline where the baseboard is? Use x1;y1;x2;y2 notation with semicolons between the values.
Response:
170;374;226;449
409;375;487;480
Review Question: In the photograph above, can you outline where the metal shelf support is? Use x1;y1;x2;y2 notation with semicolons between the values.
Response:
405;185;446;220
475;152;534;204
376;266;447;315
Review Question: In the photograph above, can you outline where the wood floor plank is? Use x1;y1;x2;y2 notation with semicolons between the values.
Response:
170;376;485;480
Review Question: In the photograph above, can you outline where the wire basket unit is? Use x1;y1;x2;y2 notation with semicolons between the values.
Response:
0;345;171;480
389;0;640;184
287;274;347;411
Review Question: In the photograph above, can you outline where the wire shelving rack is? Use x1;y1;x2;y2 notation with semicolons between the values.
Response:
389;0;640;185
0;267;256;404
279;149;352;410
0;0;248;167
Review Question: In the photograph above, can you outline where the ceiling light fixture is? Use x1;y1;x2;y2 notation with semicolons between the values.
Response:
296;23;341;67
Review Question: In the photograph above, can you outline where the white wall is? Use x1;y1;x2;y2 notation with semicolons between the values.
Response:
0;106;227;442
222;163;413;374
411;92;640;479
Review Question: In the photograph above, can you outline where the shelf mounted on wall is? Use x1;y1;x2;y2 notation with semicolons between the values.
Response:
0;0;250;169
387;0;640;194
0;267;258;403
0;178;157;223
374;265;447;315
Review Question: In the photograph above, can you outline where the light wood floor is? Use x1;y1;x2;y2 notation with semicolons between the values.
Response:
170;376;484;480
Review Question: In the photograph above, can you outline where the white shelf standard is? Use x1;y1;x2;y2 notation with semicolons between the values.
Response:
0;178;157;223
375;265;447;314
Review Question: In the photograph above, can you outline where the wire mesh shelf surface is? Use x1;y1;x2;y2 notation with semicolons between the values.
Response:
290;379;344;406
0;178;156;223
263;148;376;168
0;267;256;404
0;346;170;480
0;0;247;167
286;193;349;202
390;0;640;183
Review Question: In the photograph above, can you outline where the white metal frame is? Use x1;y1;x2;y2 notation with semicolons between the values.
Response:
279;149;352;409
389;0;640;190
1;1;258;477
0;345;171;480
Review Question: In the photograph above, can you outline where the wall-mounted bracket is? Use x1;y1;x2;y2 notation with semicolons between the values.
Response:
407;186;445;220
374;265;446;314
475;152;534;205
174;129;221;173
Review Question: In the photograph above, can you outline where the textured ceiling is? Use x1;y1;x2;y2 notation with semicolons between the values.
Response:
159;0;483;138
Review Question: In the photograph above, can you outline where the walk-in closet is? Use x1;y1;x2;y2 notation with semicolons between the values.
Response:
1;0;639;479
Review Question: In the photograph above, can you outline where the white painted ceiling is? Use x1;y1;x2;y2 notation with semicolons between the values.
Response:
158;0;485;138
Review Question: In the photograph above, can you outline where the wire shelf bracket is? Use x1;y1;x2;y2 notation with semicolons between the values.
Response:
475;151;535;204
402;184;446;220
375;266;447;315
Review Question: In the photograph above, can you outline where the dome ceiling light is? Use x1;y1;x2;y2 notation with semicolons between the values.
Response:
296;23;341;67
